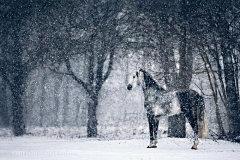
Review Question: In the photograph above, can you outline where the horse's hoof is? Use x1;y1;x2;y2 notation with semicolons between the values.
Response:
147;146;157;148
191;146;197;150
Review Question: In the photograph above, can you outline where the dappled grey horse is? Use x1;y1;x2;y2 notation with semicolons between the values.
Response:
127;69;208;149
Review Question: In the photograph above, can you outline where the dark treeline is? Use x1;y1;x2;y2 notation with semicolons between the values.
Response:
0;0;239;140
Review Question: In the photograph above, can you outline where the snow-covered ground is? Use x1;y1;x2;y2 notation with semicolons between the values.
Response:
0;136;240;160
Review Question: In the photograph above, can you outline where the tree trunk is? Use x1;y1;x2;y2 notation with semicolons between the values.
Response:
11;79;25;136
163;49;177;90
168;113;186;138
222;49;240;136
87;96;98;137
215;98;225;137
168;0;193;137
75;101;81;126
201;52;225;137
215;51;232;130
0;80;10;127
63;77;69;126
163;49;187;138
178;35;193;89
232;53;240;110
54;75;62;127
167;0;193;137
40;71;47;127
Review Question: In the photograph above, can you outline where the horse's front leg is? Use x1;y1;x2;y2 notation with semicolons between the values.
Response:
153;117;159;146
147;111;157;148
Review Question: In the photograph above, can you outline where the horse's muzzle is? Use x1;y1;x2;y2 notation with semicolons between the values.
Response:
127;84;132;90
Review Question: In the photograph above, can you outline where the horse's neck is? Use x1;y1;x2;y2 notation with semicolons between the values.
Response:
142;72;166;99
142;87;154;106
142;85;160;100
142;79;165;93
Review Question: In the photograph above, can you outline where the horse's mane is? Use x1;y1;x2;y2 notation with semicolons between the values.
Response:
140;69;166;92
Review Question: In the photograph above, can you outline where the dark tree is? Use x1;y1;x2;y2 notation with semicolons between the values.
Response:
197;0;240;137
0;79;10;127
0;1;55;136
0;1;33;136
46;0;124;137
186;0;240;138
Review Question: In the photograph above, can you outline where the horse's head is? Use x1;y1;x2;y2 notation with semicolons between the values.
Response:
127;69;144;90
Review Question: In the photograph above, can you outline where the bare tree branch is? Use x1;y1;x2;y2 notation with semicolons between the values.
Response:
103;51;114;83
65;58;91;95
48;67;72;76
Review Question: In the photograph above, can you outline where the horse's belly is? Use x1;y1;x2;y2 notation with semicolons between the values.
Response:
153;96;181;117
167;96;181;116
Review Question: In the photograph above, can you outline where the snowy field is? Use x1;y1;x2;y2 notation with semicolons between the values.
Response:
0;136;240;160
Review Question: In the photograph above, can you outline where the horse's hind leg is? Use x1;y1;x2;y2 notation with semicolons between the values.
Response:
188;115;199;150
183;109;199;149
178;91;201;149
192;133;199;150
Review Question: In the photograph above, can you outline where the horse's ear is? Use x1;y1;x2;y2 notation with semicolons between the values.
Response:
136;71;139;77
139;69;144;72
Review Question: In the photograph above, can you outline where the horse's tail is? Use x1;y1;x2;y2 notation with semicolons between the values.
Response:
197;95;209;139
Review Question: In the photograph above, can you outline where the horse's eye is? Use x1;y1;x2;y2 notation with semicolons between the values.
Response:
133;76;135;78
